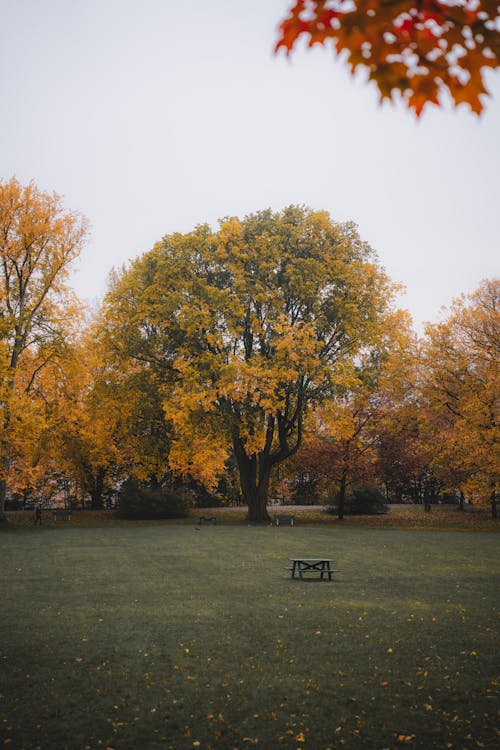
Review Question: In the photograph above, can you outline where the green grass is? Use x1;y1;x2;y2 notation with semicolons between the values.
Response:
0;523;498;750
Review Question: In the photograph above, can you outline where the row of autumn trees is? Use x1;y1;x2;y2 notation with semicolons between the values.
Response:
1;178;498;522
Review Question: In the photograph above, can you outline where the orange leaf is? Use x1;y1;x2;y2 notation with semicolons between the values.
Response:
275;0;498;115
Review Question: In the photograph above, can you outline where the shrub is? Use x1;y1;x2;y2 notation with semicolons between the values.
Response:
117;478;192;519
186;480;226;508
328;485;388;515
290;473;321;505
439;490;460;504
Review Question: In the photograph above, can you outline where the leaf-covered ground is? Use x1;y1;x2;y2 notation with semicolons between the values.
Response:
5;502;498;531
0;524;498;749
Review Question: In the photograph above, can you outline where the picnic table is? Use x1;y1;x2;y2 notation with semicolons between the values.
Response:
198;516;217;525
289;558;338;581
274;513;295;526
52;508;72;521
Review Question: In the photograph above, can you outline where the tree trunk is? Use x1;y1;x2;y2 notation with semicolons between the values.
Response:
491;490;498;520
234;443;272;523
246;476;272;523
423;484;431;512
0;392;13;523
231;404;303;523
458;490;465;511
90;469;106;510
337;474;347;521
1;372;17;523
0;478;7;524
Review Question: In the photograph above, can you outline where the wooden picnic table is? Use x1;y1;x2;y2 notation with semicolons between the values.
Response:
289;558;338;581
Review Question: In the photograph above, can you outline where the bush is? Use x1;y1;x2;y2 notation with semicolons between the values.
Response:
439;490;460;504
117;478;192;520
328;485;388;515
186;480;226;508
291;474;321;505
195;493;226;508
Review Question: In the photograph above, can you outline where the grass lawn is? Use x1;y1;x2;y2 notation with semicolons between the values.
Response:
0;522;498;750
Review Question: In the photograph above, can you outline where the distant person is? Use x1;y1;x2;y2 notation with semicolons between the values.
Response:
34;505;42;526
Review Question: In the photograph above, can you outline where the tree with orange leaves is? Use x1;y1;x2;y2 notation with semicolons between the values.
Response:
290;309;420;517
419;279;499;515
21;320;173;510
276;1;499;116
0;177;87;520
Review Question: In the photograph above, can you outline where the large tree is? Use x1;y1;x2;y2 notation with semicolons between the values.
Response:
14;320;172;510
103;206;393;521
0;177;87;520
31;327;120;510
419;278;499;515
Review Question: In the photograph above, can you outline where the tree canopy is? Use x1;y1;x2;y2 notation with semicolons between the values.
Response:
102;206;393;521
0;177;87;518
1;179;497;520
420;278;499;514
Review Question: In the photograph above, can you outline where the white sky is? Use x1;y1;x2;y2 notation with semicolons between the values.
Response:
1;0;499;332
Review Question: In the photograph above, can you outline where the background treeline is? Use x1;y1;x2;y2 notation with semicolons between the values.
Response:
1;178;498;521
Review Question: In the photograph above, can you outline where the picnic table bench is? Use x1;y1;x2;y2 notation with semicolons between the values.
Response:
288;558;339;581
275;513;295;526
52;508;72;521
198;516;217;525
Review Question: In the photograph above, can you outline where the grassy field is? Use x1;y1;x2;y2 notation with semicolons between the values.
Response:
0;522;498;750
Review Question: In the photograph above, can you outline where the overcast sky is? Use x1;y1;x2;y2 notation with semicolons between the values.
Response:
1;0;499;332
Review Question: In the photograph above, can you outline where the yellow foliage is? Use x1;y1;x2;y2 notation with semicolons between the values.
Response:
0;178;87;504
101;206;394;506
420;279;499;504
